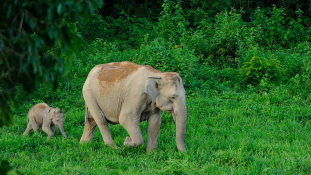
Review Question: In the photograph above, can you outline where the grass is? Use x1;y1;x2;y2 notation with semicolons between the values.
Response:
2;2;311;174
1;83;311;174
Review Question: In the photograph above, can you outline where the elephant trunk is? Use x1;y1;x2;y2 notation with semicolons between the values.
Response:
173;100;187;151
57;124;67;139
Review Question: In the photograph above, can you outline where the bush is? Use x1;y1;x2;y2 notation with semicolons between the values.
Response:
134;38;202;89
198;9;245;61
252;6;311;49
290;60;311;93
239;48;284;85
157;0;189;46
78;12;154;48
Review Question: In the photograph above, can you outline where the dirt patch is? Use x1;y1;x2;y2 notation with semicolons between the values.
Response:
97;62;140;84
87;65;101;78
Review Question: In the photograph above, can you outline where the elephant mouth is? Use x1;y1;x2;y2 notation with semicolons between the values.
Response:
162;109;173;113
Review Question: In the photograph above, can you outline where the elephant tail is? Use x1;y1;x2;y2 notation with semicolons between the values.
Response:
85;106;96;126
85;106;93;121
85;106;89;120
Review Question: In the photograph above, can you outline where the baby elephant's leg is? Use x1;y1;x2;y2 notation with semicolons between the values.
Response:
51;125;56;133
23;123;33;135
42;123;54;139
29;117;40;133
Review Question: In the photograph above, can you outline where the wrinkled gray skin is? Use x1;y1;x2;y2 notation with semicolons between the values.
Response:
80;61;187;151
23;103;67;139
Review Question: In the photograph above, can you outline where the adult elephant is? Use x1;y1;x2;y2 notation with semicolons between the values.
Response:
80;61;187;151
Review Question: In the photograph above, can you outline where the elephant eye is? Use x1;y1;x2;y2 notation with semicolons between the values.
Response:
171;96;175;99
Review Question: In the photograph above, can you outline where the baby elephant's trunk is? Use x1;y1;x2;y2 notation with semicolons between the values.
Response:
57;124;67;139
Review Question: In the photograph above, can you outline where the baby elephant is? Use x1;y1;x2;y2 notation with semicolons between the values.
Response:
23;103;67;139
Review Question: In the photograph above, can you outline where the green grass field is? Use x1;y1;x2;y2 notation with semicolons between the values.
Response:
1;1;311;174
1;84;311;174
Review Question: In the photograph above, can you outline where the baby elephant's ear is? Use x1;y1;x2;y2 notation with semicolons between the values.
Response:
48;108;53;119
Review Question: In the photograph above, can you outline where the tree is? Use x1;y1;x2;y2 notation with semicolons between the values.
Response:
0;0;103;127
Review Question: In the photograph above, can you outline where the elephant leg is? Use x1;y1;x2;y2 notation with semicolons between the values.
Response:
82;98;114;145
42;123;54;139
80;108;97;142
146;111;161;151
29;117;40;133
120;110;144;148
51;125;56;133
23;123;33;135
95;116;114;145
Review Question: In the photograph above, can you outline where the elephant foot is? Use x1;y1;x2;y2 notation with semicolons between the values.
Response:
146;147;156;152
123;136;132;146
107;143;118;149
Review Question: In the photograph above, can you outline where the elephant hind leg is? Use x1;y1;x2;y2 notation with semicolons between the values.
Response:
29;116;40;133
23;123;33;135
80;107;98;143
81;92;114;146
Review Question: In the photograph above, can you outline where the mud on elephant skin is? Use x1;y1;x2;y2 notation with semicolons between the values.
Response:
80;61;187;151
23;103;67;139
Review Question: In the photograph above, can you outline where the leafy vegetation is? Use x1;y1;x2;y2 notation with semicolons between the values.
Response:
0;0;103;127
1;0;311;174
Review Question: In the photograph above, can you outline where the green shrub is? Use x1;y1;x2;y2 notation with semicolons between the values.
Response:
134;38;202;89
253;6;286;48
78;12;154;48
285;9;310;46
157;0;189;46
191;8;246;66
239;49;284;85
272;43;311;78
290;60;311;93
252;6;311;49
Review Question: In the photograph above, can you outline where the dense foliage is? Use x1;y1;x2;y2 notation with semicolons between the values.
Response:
77;0;311;91
0;0;103;127
1;0;311;174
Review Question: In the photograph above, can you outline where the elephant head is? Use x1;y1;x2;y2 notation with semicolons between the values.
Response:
145;73;187;151
49;108;67;139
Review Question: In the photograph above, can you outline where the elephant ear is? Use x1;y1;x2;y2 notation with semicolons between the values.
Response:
145;77;162;104
48;108;54;120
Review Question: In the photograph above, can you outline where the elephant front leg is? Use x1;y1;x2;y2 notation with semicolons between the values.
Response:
120;111;144;148
23;123;33;135
122;124;144;148
42;123;54;139
146;111;161;152
123;136;132;145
